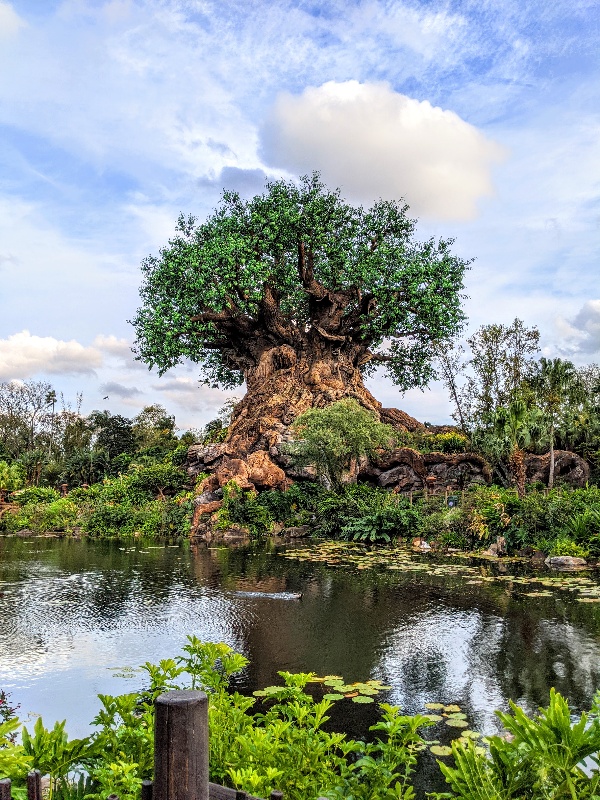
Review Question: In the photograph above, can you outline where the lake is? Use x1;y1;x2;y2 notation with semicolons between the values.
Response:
1;535;599;752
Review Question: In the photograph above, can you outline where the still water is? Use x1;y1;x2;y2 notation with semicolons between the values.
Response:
1;536;600;744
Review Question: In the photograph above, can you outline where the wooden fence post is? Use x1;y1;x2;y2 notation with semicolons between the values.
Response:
27;771;41;800
154;690;209;800
0;779;11;800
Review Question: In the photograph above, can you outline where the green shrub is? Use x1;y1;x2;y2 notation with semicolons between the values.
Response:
424;432;469;453
0;461;25;494
126;463;187;501
438;688;600;800
256;482;325;528
418;507;468;548
217;482;273;537
286;399;396;488
341;503;421;543
11;487;60;506
549;535;590;559
0;499;78;533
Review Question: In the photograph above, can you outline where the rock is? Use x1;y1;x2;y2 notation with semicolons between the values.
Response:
214;457;253;489
482;544;499;557
544;556;587;570
525;450;590;488
246;450;287;490
362;448;491;493
283;525;310;538
482;535;506;557
412;537;431;551
194;500;222;516
194;491;220;505
379;407;424;432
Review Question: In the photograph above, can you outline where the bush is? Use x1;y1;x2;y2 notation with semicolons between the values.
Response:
341;502;421;543
418;507;468;548
217;482;273;537
286;399;396;488
0;499;78;533
549;535;590;559
11;487;60;506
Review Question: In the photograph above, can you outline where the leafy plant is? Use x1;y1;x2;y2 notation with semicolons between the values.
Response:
436;688;600;800
286;399;396;488
217;481;273;536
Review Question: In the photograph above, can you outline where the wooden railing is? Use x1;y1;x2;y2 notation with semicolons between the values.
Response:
0;691;332;800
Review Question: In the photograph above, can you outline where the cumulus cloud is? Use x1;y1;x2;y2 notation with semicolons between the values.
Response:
99;381;142;398
260;81;506;219
558;300;600;354
93;334;131;359
0;330;102;379
0;2;25;39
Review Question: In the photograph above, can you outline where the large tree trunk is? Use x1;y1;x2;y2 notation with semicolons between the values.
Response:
224;342;420;458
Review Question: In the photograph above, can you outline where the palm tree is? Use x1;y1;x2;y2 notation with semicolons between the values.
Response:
493;399;536;497
530;358;580;488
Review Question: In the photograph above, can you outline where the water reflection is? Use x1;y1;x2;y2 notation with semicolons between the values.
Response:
0;537;599;742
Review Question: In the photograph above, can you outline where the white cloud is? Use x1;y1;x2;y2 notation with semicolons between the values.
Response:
0;2;25;39
557;300;600;355
93;334;131;359
0;330;102;380
260;81;506;219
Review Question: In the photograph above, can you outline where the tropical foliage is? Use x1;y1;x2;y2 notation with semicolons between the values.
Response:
1;643;599;800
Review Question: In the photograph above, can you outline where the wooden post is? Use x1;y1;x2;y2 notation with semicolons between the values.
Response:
270;792;284;800
141;781;154;800
0;779;11;800
409;491;413;506
27;771;41;800
154;691;209;800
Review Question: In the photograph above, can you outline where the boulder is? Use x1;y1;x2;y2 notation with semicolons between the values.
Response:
360;448;491;493
283;525;310;538
545;556;587;570
214;457;253;489
525;450;589;487
246;450;287;490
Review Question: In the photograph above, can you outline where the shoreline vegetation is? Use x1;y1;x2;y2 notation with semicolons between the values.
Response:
1;638;599;800
0;391;599;562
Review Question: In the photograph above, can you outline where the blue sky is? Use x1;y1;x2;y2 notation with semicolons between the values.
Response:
0;0;599;428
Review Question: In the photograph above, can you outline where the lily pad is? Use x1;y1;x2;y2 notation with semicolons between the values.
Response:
446;718;469;728
447;712;468;719
459;730;481;739
425;702;445;710
443;704;462;713
426;714;443;722
430;745;453;757
352;695;375;703
323;693;344;701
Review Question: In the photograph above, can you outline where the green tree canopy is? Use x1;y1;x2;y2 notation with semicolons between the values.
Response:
286;399;396;487
132;173;469;393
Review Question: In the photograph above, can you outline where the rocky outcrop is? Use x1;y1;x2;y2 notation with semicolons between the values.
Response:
246;450;288;490
524;450;590;488
359;448;491;492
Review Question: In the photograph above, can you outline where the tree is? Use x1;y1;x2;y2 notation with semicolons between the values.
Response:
132;173;469;455
461;319;540;430
529;358;582;488
0;380;55;456
492;399;539;497
132;405;177;455
286;399;396;487
89;411;136;460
